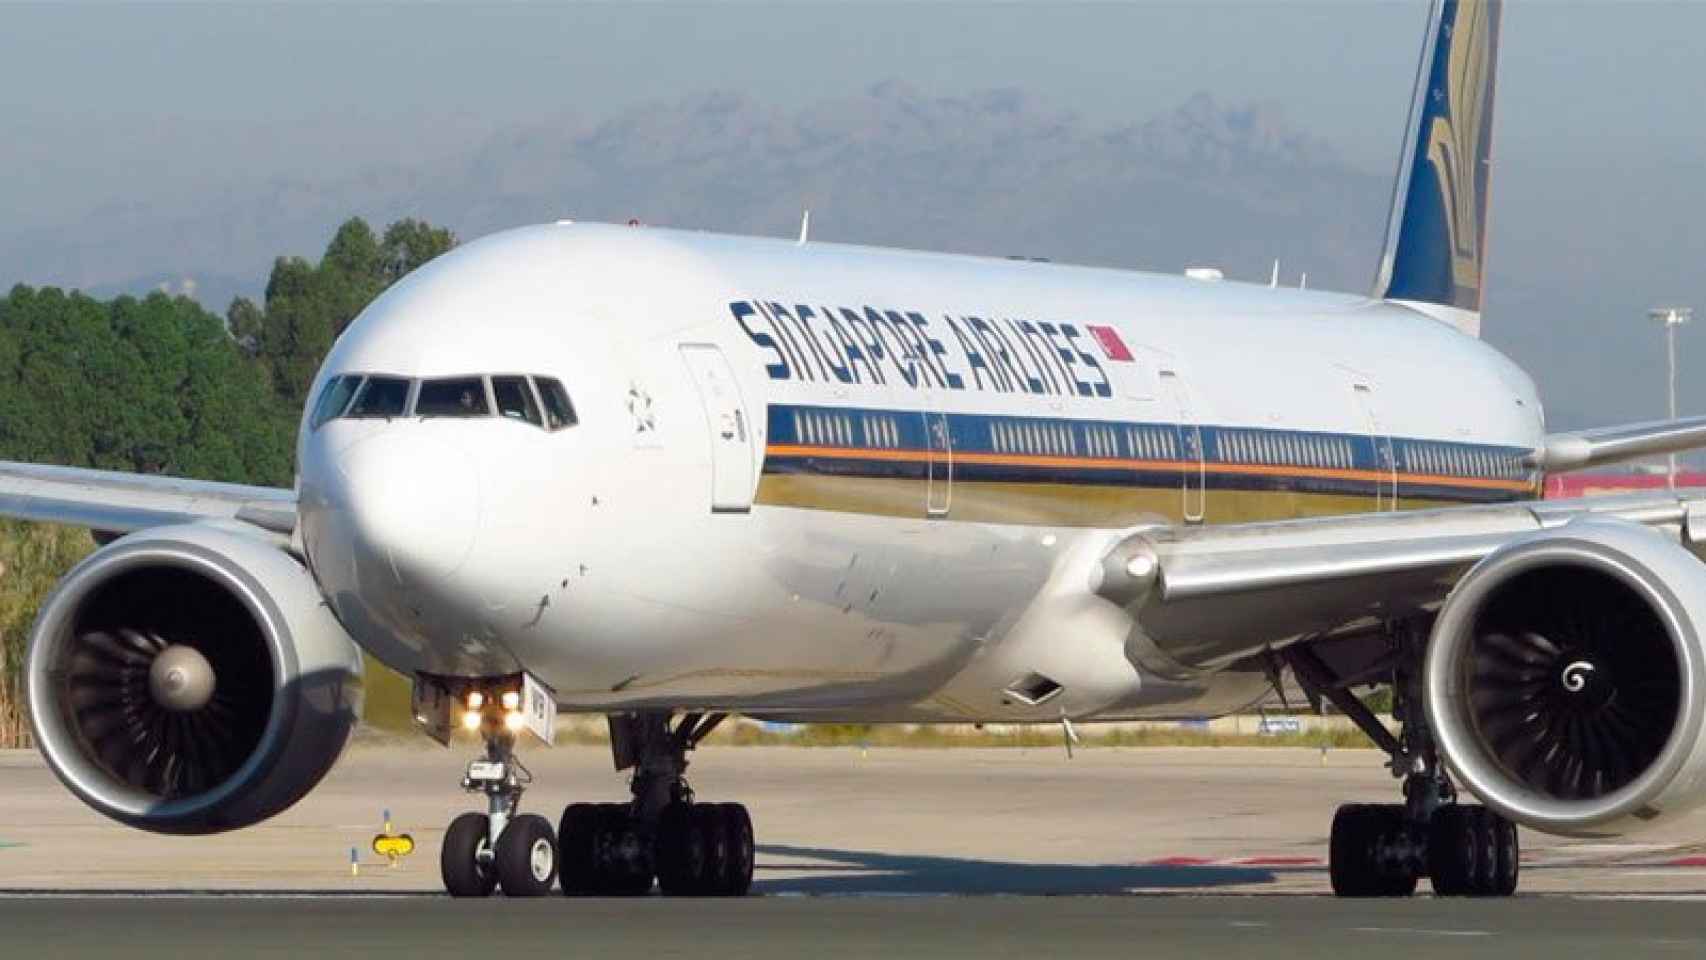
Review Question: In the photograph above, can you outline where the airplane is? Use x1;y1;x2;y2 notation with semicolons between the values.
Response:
6;0;1706;900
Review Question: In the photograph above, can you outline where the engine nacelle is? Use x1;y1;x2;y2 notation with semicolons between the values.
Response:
27;523;363;834
1426;519;1706;837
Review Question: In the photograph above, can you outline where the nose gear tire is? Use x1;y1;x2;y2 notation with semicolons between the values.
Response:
494;813;558;897
441;812;497;898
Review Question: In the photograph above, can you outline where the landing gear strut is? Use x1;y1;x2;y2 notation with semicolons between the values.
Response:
1285;624;1519;898
559;711;755;897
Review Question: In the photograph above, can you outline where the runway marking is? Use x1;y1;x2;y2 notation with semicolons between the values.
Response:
1574;894;1706;902
1146;848;1706;871
1350;927;1491;938
1227;921;1270;929
1145;855;1322;868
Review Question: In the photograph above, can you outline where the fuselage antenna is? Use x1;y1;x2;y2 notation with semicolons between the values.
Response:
798;209;811;245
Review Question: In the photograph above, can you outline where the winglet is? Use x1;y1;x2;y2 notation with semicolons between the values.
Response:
1373;0;1503;334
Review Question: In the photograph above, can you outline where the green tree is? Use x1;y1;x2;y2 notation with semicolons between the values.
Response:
381;218;456;284
237;216;457;411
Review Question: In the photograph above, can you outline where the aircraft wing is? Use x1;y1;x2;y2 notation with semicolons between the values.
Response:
1096;488;1706;677
0;461;296;538
1540;415;1706;472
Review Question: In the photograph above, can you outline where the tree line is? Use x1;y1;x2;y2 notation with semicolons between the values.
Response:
0;217;456;486
0;217;455;745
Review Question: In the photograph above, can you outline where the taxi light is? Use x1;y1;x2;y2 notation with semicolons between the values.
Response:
501;690;521;711
460;710;482;731
466;691;485;710
503;710;525;732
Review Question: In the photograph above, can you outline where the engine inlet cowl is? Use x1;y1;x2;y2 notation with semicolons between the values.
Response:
1426;519;1706;838
28;524;364;835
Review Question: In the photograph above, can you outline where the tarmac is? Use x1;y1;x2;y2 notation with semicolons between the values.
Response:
4;742;1706;956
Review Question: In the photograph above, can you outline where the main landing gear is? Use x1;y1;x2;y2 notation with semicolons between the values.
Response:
439;706;754;897
1283;625;1519;899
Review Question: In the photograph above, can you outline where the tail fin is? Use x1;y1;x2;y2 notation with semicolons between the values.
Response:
1372;0;1503;335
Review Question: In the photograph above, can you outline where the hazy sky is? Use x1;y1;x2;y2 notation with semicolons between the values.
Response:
4;1;1702;229
3;1;1705;428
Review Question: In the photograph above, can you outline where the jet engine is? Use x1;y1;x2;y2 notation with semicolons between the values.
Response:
1425;519;1706;837
26;523;363;834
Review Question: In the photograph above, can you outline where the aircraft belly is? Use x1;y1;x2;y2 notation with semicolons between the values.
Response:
522;503;1059;710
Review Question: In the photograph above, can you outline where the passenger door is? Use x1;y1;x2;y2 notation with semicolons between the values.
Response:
1351;382;1399;511
923;405;952;518
679;343;755;512
1159;369;1205;524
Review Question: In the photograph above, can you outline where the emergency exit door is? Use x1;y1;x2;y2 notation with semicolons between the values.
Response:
679;344;755;512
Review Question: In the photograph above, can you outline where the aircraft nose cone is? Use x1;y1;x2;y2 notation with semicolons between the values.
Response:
336;432;479;584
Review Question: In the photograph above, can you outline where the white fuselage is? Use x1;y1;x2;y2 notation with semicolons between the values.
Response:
295;223;1544;723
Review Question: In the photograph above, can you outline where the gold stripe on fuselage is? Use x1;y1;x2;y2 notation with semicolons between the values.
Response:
755;474;1496;527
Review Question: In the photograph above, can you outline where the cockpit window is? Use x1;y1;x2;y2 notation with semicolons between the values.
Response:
346;376;411;418
534;377;578;430
491;375;543;427
416;377;491;417
310;375;360;429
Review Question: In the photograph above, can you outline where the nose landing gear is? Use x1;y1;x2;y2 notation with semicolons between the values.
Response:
441;722;558;897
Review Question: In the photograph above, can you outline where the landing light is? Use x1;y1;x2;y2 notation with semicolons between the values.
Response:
460;710;483;732
501;690;521;711
504;710;526;732
465;690;485;710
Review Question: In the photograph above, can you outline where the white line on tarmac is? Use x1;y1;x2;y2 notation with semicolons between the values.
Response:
1350;927;1492;938
1573;894;1706;902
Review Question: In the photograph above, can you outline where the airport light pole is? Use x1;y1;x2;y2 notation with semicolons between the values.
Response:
1650;306;1693;489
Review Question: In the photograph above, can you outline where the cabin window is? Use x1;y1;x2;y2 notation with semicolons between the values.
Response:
347;376;411;419
310;375;361;429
